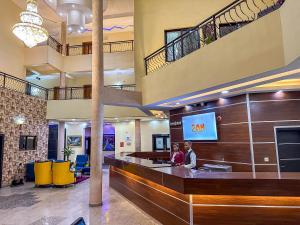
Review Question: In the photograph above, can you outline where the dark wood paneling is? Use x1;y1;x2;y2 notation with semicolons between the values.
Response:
122;162;164;185
170;103;247;125
250;91;300;102
170;94;246;116
192;195;300;206
193;206;300;225
193;143;251;163
255;165;278;172
110;167;189;225
252;121;300;142
197;159;252;172
251;101;300;122
129;151;170;160
253;143;277;164
170;128;183;142
171;123;250;143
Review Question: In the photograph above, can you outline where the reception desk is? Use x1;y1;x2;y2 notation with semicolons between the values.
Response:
104;153;300;225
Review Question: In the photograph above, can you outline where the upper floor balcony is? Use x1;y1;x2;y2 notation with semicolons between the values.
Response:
138;0;300;107
24;37;134;74
0;71;144;120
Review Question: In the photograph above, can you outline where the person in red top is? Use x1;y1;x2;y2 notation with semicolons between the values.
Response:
170;143;184;165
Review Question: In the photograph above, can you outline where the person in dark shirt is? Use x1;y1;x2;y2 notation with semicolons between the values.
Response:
183;141;197;169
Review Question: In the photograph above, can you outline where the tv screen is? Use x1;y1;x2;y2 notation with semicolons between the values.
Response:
182;112;218;141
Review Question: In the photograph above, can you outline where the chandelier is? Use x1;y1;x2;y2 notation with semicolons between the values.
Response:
12;0;48;48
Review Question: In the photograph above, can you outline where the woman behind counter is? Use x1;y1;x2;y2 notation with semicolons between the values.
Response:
170;143;184;165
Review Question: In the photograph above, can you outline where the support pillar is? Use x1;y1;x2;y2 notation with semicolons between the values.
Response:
135;119;141;152
89;0;104;206
60;22;67;99
57;122;65;160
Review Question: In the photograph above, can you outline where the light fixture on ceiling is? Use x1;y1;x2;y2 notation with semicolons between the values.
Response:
221;90;229;94
12;0;48;48
50;0;108;34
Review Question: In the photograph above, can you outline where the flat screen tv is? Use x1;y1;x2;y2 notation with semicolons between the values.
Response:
182;112;218;141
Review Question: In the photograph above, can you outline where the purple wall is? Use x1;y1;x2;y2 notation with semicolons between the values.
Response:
85;124;115;137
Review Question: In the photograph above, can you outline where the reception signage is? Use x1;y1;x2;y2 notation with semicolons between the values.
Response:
182;112;218;140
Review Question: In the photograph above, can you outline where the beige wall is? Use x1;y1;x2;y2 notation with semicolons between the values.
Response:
280;0;300;64
46;100;147;120
134;0;233;87
141;11;285;105
0;1;25;78
67;31;133;45
65;123;86;162
113;120;170;154
141;120;170;152
113;121;136;154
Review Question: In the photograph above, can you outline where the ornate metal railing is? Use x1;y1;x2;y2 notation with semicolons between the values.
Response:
48;84;136;100
144;0;285;74
0;72;136;101
47;36;63;54
67;40;134;56
0;72;48;100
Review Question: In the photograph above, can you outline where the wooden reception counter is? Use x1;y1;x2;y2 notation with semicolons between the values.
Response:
104;153;300;225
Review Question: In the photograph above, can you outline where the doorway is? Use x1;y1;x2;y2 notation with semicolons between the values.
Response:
275;127;300;172
48;125;58;160
152;134;170;151
0;134;4;188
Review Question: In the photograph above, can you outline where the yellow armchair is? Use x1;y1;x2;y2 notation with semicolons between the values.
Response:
52;161;75;186
34;161;52;186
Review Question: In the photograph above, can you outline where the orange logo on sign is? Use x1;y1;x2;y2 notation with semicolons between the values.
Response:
192;123;205;132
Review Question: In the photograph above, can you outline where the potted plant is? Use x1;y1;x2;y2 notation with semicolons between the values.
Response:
62;145;75;161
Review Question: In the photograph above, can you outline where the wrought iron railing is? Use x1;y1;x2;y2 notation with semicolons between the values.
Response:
0;72;136;101
144;0;285;74
67;40;134;56
47;36;63;54
47;84;136;100
0;72;48;100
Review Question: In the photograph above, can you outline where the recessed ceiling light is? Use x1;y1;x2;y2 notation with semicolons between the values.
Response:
221;90;229;94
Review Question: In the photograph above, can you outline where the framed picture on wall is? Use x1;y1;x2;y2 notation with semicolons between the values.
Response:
67;136;82;147
103;134;115;151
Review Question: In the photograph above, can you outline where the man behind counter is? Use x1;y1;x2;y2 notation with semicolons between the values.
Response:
183;141;197;169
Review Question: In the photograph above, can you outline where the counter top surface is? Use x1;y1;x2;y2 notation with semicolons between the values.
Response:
105;153;300;196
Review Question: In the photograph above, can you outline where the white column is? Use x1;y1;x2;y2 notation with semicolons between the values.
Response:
57;122;65;160
135;119;141;152
89;0;104;206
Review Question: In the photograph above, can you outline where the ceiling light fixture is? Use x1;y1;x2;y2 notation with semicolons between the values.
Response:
221;90;229;94
51;0;108;34
12;0;48;48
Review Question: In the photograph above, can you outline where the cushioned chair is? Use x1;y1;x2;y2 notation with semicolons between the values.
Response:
34;161;52;186
52;161;75;186
75;155;88;171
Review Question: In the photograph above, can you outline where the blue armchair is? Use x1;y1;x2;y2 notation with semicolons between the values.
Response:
75;155;88;171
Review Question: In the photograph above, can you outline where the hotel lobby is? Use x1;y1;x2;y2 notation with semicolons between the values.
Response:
1;0;300;224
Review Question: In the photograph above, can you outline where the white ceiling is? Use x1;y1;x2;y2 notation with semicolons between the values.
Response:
11;0;134;39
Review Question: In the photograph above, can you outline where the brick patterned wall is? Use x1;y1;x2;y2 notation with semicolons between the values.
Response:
0;88;48;186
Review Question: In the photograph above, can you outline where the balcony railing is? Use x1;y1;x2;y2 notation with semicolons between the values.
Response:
66;40;134;56
0;72;48;100
0;72;136;101
144;0;285;75
47;84;136;100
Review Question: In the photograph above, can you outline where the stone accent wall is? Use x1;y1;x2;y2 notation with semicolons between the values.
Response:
0;88;48;186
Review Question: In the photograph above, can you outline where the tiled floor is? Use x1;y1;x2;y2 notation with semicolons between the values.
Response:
0;169;161;225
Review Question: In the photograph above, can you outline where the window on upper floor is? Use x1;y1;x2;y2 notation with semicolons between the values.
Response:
165;28;200;62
